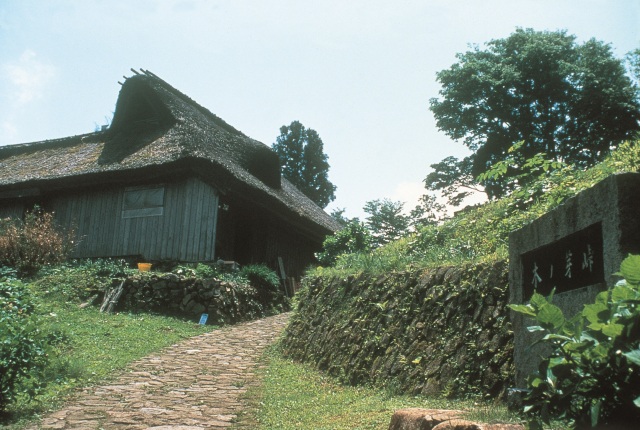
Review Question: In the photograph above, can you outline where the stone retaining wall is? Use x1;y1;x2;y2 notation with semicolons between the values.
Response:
282;261;514;398
112;273;269;324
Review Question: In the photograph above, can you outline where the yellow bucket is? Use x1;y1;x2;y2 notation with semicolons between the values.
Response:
138;263;152;272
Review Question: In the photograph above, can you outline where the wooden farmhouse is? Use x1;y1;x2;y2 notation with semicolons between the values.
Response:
0;70;340;277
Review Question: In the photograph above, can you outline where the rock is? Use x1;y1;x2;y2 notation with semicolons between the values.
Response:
388;410;524;430
153;280;168;290
162;273;180;282
188;302;206;315
432;420;481;430
482;425;524;430
387;408;464;430
182;294;193;306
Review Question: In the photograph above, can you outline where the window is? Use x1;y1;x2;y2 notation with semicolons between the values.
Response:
122;186;165;218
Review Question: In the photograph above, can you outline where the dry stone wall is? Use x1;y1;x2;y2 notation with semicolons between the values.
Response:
282;261;514;399
111;273;268;324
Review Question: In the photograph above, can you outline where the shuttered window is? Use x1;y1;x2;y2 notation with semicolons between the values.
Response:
122;186;165;218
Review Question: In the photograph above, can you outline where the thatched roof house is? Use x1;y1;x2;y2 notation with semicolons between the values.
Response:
0;69;340;276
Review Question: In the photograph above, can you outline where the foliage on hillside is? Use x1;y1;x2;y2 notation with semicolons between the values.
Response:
318;140;640;277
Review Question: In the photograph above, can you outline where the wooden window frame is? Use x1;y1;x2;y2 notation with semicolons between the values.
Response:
122;185;165;219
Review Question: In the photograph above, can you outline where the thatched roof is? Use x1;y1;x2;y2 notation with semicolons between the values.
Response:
0;69;340;239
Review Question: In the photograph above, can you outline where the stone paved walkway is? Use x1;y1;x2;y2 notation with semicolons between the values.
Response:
28;313;290;430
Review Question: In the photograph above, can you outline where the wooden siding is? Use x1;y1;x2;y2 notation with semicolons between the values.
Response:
51;177;218;261
216;199;320;278
263;219;319;278
0;201;23;219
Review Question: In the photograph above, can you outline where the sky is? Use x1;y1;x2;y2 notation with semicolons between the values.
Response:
1;1;639;220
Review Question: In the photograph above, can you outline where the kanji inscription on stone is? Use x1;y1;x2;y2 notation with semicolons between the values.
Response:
521;222;604;299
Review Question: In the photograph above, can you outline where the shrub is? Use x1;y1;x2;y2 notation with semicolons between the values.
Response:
510;254;640;428
170;262;252;287
317;220;373;266
239;264;286;310
0;279;49;410
0;208;75;276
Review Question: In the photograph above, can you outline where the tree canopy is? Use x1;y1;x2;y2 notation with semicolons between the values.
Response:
363;199;410;247
272;121;336;208
423;155;482;206
429;28;640;198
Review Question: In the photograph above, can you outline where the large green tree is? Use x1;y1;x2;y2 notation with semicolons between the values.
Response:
430;28;640;198
272;121;336;208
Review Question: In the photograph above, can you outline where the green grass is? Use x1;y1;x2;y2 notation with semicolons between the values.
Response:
239;345;524;429
3;297;216;428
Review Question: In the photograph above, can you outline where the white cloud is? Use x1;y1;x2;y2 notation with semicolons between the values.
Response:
4;50;56;105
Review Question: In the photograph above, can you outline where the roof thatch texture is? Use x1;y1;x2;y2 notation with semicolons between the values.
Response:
0;70;340;237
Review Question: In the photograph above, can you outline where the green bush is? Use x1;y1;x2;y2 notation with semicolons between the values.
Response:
172;262;245;283
317;220;373;266
510;255;640;428
0;279;49;410
0;208;75;277
239;264;287;310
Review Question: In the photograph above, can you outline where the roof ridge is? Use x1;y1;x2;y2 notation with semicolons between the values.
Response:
130;68;248;139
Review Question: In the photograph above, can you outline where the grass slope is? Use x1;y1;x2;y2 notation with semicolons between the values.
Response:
2;277;216;428
240;346;522;429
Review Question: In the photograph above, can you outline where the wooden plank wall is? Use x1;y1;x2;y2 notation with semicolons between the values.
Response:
266;219;319;278
0;202;23;219
52;177;218;261
228;206;319;278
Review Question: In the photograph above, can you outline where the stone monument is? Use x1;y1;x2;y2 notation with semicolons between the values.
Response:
509;172;640;387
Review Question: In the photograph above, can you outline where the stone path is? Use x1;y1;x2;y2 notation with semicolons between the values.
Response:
28;313;290;430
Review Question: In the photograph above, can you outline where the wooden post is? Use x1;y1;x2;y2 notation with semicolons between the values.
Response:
277;256;289;297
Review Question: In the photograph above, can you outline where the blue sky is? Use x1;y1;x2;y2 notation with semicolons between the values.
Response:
1;0;639;219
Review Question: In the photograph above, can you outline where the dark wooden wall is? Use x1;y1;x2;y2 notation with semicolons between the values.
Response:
216;197;320;278
0;201;23;219
52;177;219;261
2;176;324;276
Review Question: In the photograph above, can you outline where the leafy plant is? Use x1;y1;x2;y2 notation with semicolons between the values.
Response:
239;264;287;311
325;139;640;277
477;141;566;208
510;255;640;428
317;220;373;266
0;279;49;410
